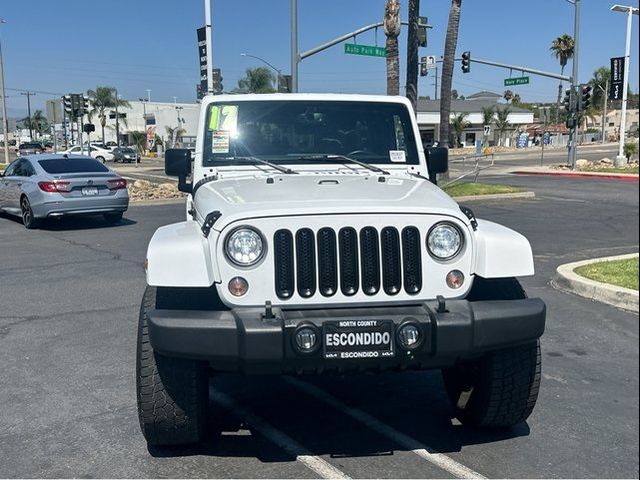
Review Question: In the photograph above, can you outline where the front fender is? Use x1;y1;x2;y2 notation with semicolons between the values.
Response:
473;219;534;278
146;221;217;287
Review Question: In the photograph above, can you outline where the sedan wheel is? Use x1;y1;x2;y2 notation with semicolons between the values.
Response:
96;156;105;163
21;196;38;229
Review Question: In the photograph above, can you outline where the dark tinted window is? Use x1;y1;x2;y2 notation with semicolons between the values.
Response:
4;160;19;176
202;101;420;166
38;157;109;174
19;143;42;150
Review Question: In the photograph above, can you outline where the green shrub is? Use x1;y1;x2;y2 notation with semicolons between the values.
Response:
623;142;638;161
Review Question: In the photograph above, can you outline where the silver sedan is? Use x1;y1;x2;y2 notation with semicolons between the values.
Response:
0;154;129;229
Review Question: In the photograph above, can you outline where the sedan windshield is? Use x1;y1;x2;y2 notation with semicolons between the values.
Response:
202;101;419;167
38;157;109;174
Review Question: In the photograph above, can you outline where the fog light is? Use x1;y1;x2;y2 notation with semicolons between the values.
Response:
446;270;465;289
228;277;249;297
398;323;421;349
295;327;317;351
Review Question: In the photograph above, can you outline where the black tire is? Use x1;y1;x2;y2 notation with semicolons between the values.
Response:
136;286;208;446
103;212;123;224
442;277;541;428
96;156;105;163
20;196;38;229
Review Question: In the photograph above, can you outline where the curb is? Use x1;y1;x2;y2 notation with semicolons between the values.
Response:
553;253;639;313
512;170;639;180
130;198;186;206
451;191;535;202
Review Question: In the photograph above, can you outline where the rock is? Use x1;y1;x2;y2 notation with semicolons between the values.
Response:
575;159;590;168
600;157;613;165
133;179;152;189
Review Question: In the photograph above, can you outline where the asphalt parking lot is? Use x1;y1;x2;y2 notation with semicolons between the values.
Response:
0;174;638;478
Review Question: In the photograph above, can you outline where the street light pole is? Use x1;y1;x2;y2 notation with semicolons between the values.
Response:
291;0;299;92
204;0;214;93
0;18;10;164
611;4;639;165
115;88;120;148
20;91;35;141
567;0;580;170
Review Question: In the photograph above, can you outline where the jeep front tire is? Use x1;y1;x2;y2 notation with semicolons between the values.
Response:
136;286;208;446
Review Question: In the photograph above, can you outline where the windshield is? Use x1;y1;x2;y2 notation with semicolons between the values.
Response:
38;157;109;174
202;101;419;167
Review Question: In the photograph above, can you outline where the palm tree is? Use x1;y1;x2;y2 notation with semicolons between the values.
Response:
481;105;494;147
87;86;131;145
21;110;48;140
165;125;186;149
590;66;610;112
503;90;514;103
439;0;463;149
451;89;459;100
495;107;511;146
384;0;401;96
512;93;522;105
450;112;469;148
130;131;148;155
550;34;574;119
237;67;276;93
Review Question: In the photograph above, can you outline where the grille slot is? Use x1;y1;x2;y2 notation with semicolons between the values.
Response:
360;227;381;295
317;228;338;297
274;230;294;299
295;228;316;297
381;227;402;295
339;228;359;296
402;227;422;294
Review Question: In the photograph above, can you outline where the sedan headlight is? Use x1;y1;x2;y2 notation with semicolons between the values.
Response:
225;228;265;266
427;222;463;260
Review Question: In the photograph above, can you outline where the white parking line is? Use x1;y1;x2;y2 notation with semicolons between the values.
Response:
285;377;486;480
210;387;350;479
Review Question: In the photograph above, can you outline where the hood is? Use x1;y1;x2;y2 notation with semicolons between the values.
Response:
194;173;464;231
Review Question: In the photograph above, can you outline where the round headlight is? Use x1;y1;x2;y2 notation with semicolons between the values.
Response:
427;223;463;260
225;228;265;266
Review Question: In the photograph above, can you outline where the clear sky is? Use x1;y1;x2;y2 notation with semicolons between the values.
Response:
1;0;638;116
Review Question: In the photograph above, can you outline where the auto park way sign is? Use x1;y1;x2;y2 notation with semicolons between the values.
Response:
344;43;386;57
504;76;530;86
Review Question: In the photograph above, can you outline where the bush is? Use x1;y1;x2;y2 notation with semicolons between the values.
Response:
623;142;638;161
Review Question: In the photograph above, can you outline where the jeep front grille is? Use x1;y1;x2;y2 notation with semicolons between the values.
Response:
274;226;422;300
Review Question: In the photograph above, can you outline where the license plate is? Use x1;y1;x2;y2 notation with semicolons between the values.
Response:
323;320;395;360
82;187;99;196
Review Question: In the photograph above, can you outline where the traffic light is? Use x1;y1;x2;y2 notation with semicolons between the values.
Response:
83;96;89;116
278;75;292;93
417;16;428;48
461;51;471;73
212;68;223;94
578;84;592;111
70;94;82;118
563;89;571;113
565;116;577;129
63;95;72;116
420;56;428;77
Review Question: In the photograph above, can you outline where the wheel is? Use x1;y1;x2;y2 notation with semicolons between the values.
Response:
136;286;208;446
103;212;123;224
442;277;541;428
20;196;38;229
96;156;105;163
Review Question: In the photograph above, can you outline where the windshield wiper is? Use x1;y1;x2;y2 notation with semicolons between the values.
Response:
229;155;297;175
293;154;390;175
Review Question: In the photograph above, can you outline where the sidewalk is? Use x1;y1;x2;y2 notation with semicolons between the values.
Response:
511;166;638;180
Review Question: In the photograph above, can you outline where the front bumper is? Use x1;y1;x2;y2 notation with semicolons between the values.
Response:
147;298;546;374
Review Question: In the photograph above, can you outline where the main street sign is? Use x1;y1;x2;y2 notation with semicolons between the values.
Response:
344;43;386;57
504;76;530;86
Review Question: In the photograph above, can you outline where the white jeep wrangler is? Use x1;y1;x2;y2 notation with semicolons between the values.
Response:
137;93;545;446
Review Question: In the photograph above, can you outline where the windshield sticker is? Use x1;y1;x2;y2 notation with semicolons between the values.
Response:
389;150;406;163
208;105;238;135
212;130;230;154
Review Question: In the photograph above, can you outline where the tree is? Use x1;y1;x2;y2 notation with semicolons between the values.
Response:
550;34;574;119
503;90;514;103
384;0;401;96
87;86;131;145
165;125;186;149
512;93;522;105
451;89;459;100
495;107;511;146
589;66;610;113
237;67;276;93
405;0;420;112
450;112;469;148
130;131;148;155
21;110;48;139
481;105;494;147
439;0;463;150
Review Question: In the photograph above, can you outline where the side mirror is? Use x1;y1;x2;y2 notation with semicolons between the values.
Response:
425;147;448;184
165;148;193;193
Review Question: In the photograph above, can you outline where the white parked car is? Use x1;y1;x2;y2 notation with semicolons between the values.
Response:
137;93;546;447
61;145;114;163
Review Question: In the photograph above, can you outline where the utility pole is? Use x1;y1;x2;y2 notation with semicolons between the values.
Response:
568;0;580;169
291;0;299;93
598;79;609;144
0;18;10;164
21;91;35;141
115;88;120;147
146;89;151;102
433;65;438;100
204;0;214;93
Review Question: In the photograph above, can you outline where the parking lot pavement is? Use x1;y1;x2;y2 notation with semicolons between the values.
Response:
0;174;637;478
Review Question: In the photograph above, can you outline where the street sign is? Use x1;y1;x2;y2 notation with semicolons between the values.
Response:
344;43;386;57
610;56;625;100
483;125;491;136
504;76;530;86
426;55;437;69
